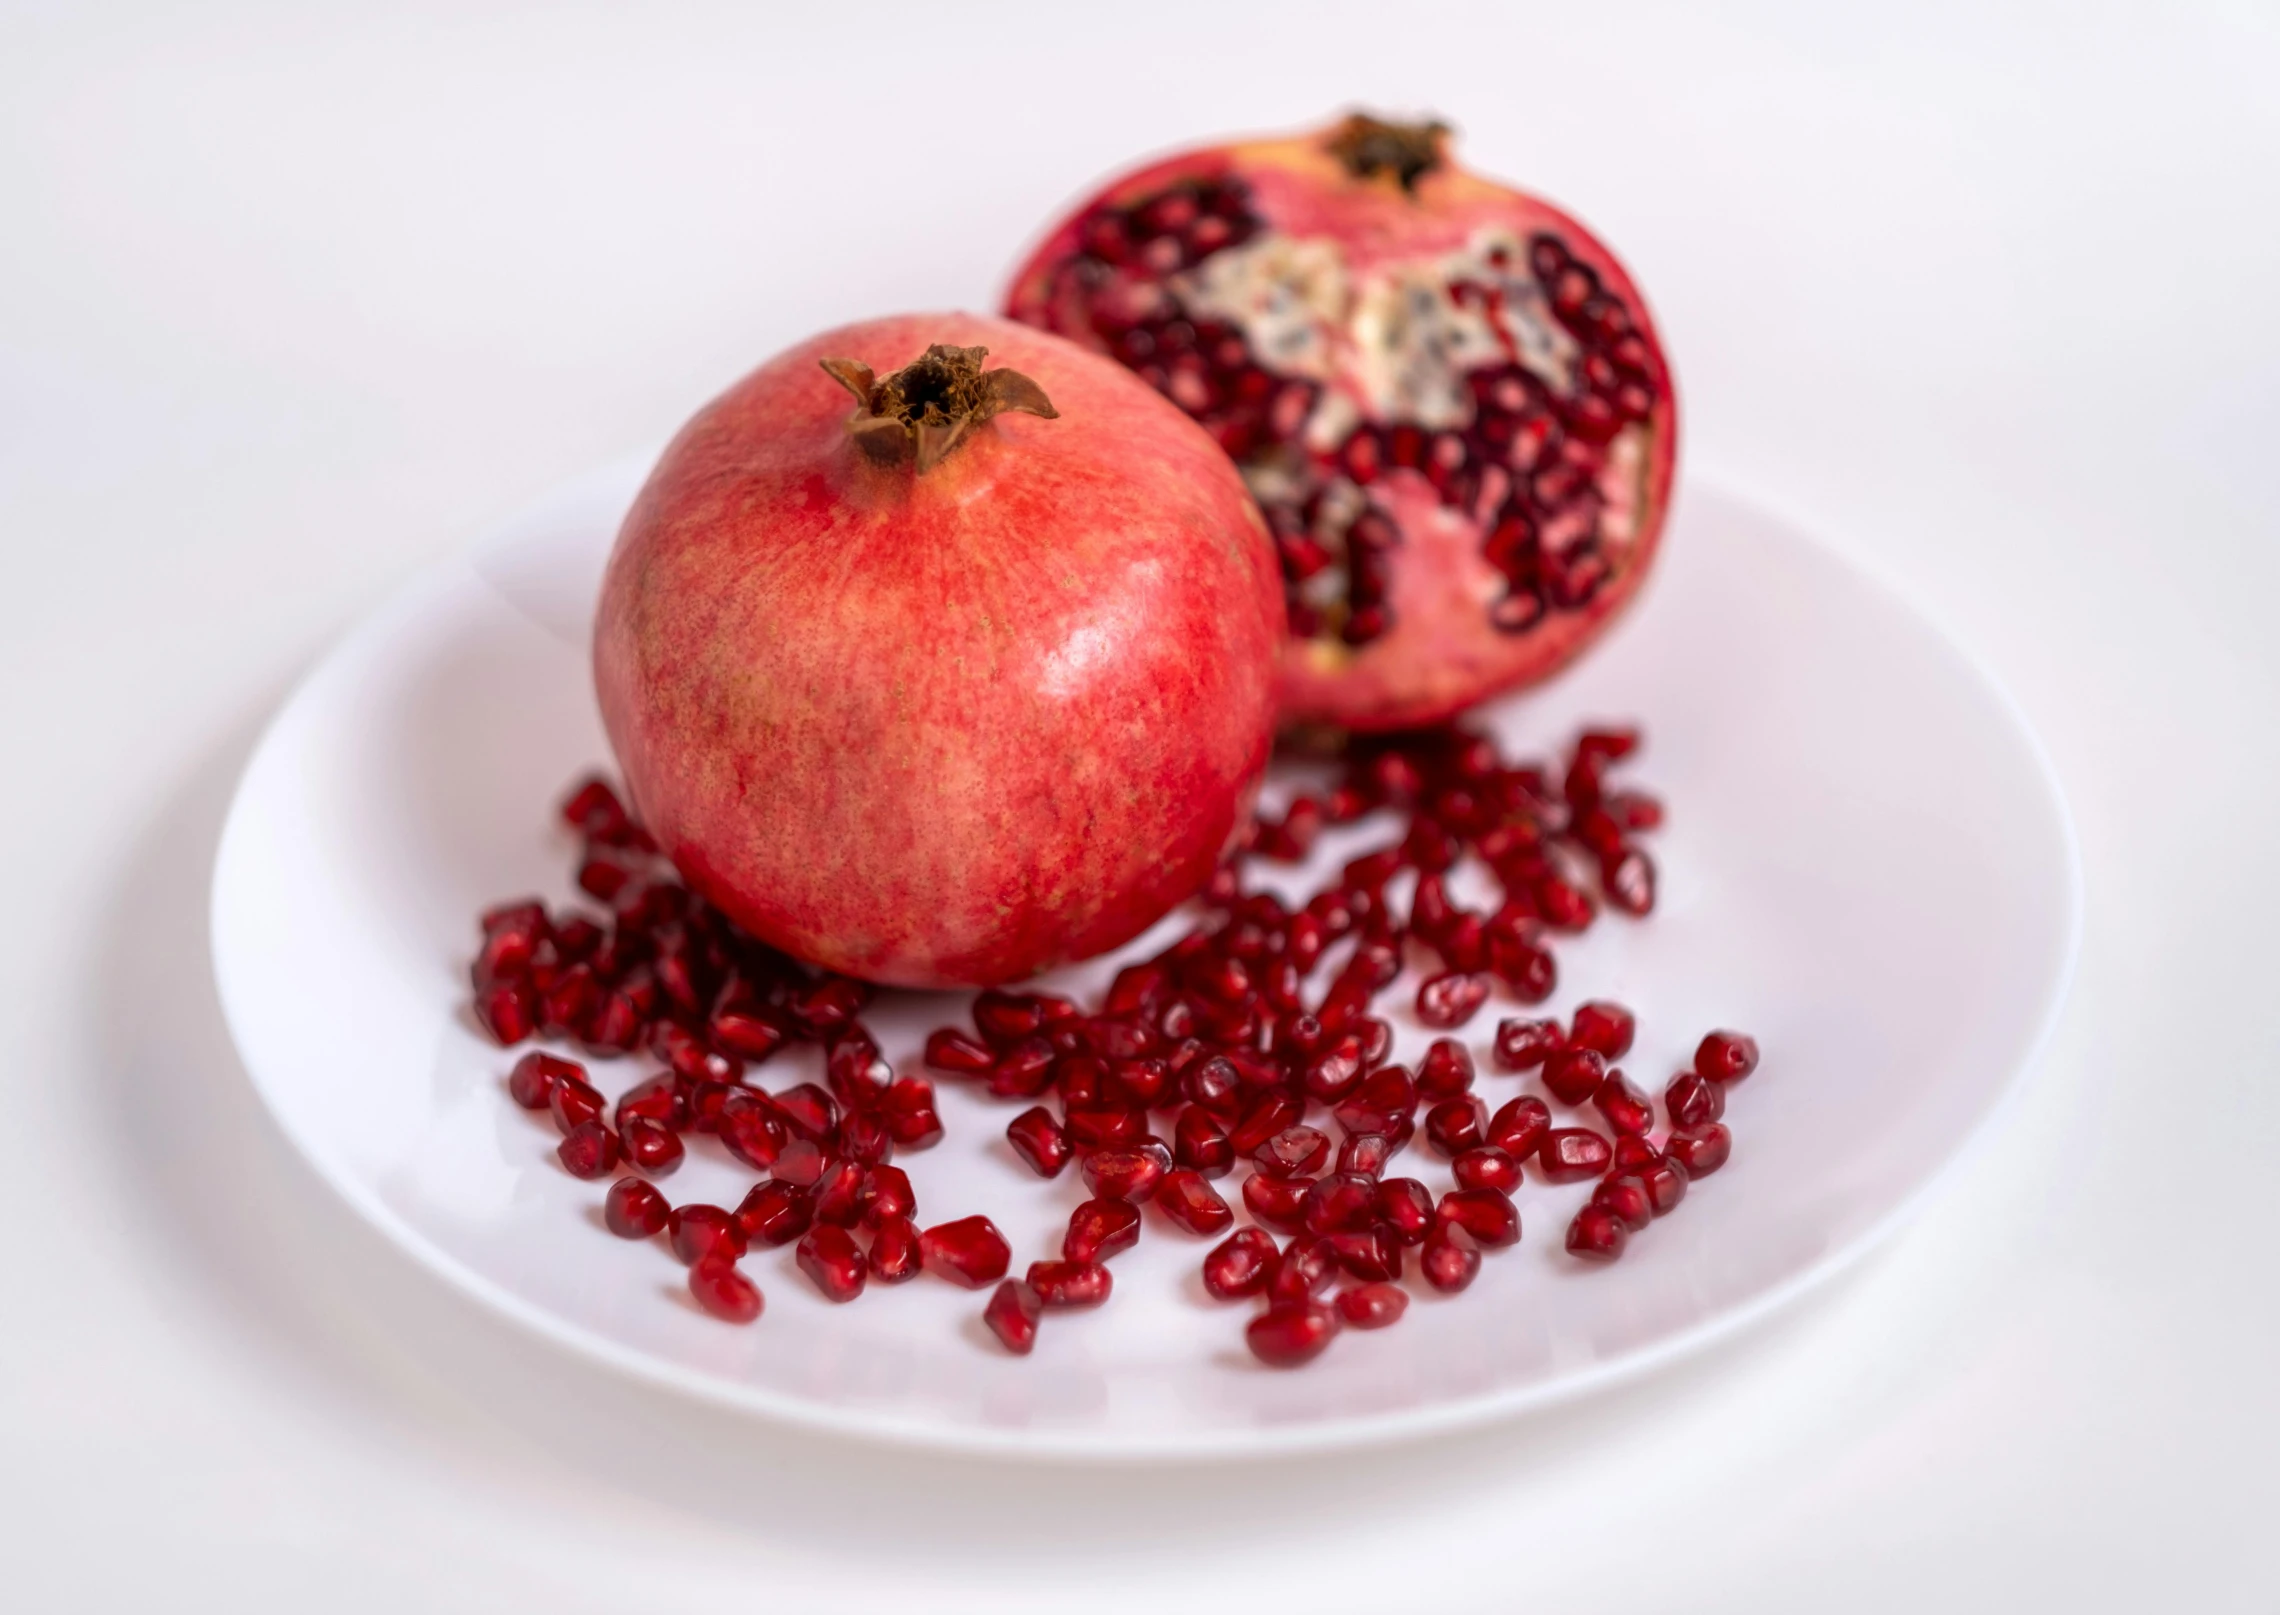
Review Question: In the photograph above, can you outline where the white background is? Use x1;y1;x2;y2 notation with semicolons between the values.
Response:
3;2;2275;1609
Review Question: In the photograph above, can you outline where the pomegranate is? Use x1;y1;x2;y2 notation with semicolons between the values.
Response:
595;313;1284;987
1005;112;1677;730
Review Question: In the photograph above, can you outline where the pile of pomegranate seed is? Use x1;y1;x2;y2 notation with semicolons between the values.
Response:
472;723;1762;1367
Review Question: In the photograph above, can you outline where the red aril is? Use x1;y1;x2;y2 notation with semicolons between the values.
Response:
1423;1095;1488;1156
1415;1037;1476;1100
797;1225;869;1303
1437;1186;1521;1247
1591;1071;1654;1137
1487;1095;1552;1158
508;1050;581;1110
1452;1145;1522;1193
595;316;1283;987
1336;1131;1395;1178
1592;1173;1654;1232
604;1176;669;1239
1415;971;1490;1029
1006;1106;1072;1178
1538;1127;1613;1184
1247;1303;1339;1367
620;1115;684;1176
985;1280;1044;1354
919;1215;1012;1287
1542;1046;1606;1106
1376;1177;1437;1245
1154;1168;1235;1235
688;1257;763;1323
1027;1259;1114;1308
1642;1160;1687;1217
1565;1204;1628;1262
1664;1070;1725;1130
1202;1227;1279;1300
1241;1171;1311;1233
1695;1030;1761;1084
1301;1172;1380;1237
1337;1282;1409;1329
548;1075;606;1135
868;1214;922;1282
1420;1224;1483;1293
858;1164;917;1227
1667;1123;1732;1179
555;1121;620;1180
1252;1125;1332;1178
1569;1000;1636;1059
669;1204;746;1266
1082;1144;1172;1202
736;1181;814;1247
1005;114;1677;732
1173;1106;1236;1177
1064;1198;1143;1263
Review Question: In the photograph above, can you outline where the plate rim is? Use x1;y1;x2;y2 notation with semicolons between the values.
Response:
208;462;2084;1462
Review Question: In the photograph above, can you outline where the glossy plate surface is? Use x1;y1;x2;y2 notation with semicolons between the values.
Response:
211;460;2080;1458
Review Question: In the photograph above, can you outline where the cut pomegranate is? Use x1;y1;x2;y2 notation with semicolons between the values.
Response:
919;1216;1012;1287
1695;1030;1761;1084
1664;1070;1725;1130
1154;1169;1235;1235
1437;1186;1520;1247
985;1280;1044;1355
688;1257;763;1323
1064;1198;1143;1264
1565;1204;1628;1262
1666;1123;1732;1178
1012;1258;1106;1310
1538;1127;1614;1184
868;1215;922;1282
1569;1000;1636;1059
1247;1303;1339;1368
797;1225;869;1303
556;1120;620;1179
669;1204;747;1266
1337;1283;1409;1330
604;1176;669;1239
1202;1227;1278;1300
1420;1225;1483;1293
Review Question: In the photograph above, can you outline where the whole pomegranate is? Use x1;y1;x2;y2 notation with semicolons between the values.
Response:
594;313;1284;988
1005;113;1678;732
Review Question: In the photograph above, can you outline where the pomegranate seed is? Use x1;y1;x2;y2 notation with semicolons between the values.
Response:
718;1092;786;1170
973;990;1044;1046
1665;1071;1725;1129
858;1165;916;1227
1267;1237;1339;1305
1301;1040;1367;1102
1452;1145;1523;1193
1420;1225;1483;1293
1695;1030;1761;1084
1487;1095;1552;1157
984;1280;1043;1354
1247;1303;1338;1367
1592;1174;1654;1232
1337;1282;1409;1329
1182;1055;1243;1120
797;1225;868;1303
772;1083;839;1143
772;1138;831;1188
919;1216;1011;1287
687;1257;762;1323
1539;1127;1614;1183
1154;1168;1234;1235
1569;1000;1636;1059
1004;1106;1071;1178
614;1072;684;1131
1173;1106;1235;1177
1083;1144;1172;1202
1301;1172;1380;1237
560;777;628;836
1326;1226;1402;1282
1566;1205;1629;1262
1592;1071;1655;1136
1542;1046;1607;1106
1252;1125;1331;1178
475;979;538;1045
1415;971;1489;1029
1603;849;1655;915
1202;1227;1278;1300
604;1176;668;1238
1424;1095;1488;1157
1610;1134;1661;1172
1064;1196;1143;1263
1227;1091;1305;1156
548;1075;606;1134
924;1026;996;1075
1437;1186;1521;1247
1416;1038;1475;1100
1337;1132;1395;1177
988;1037;1056;1098
736;1180;813;1246
556;1120;620;1178
812;1160;866;1227
1376;1177;1436;1245
619;1114;683;1176
1027;1259;1113;1309
507;1050;581;1109
868;1214;921;1282
711;1005;788;1061
1667;1123;1732;1178
1489;933;1556;1002
1241;1171;1310;1233
1642;1160;1688;1216
1066;1106;1147;1151
669;1203;746;1265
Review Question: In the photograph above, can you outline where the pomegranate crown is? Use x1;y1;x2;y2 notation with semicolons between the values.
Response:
820;343;1058;473
1326;112;1451;193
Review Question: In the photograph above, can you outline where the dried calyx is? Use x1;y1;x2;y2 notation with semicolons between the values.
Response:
1326;112;1450;192
821;344;1058;472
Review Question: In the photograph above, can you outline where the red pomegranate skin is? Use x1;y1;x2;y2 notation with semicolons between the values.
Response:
594;313;1284;989
1005;117;1678;732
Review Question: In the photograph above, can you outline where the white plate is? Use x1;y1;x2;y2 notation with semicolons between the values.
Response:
210;458;2080;1459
